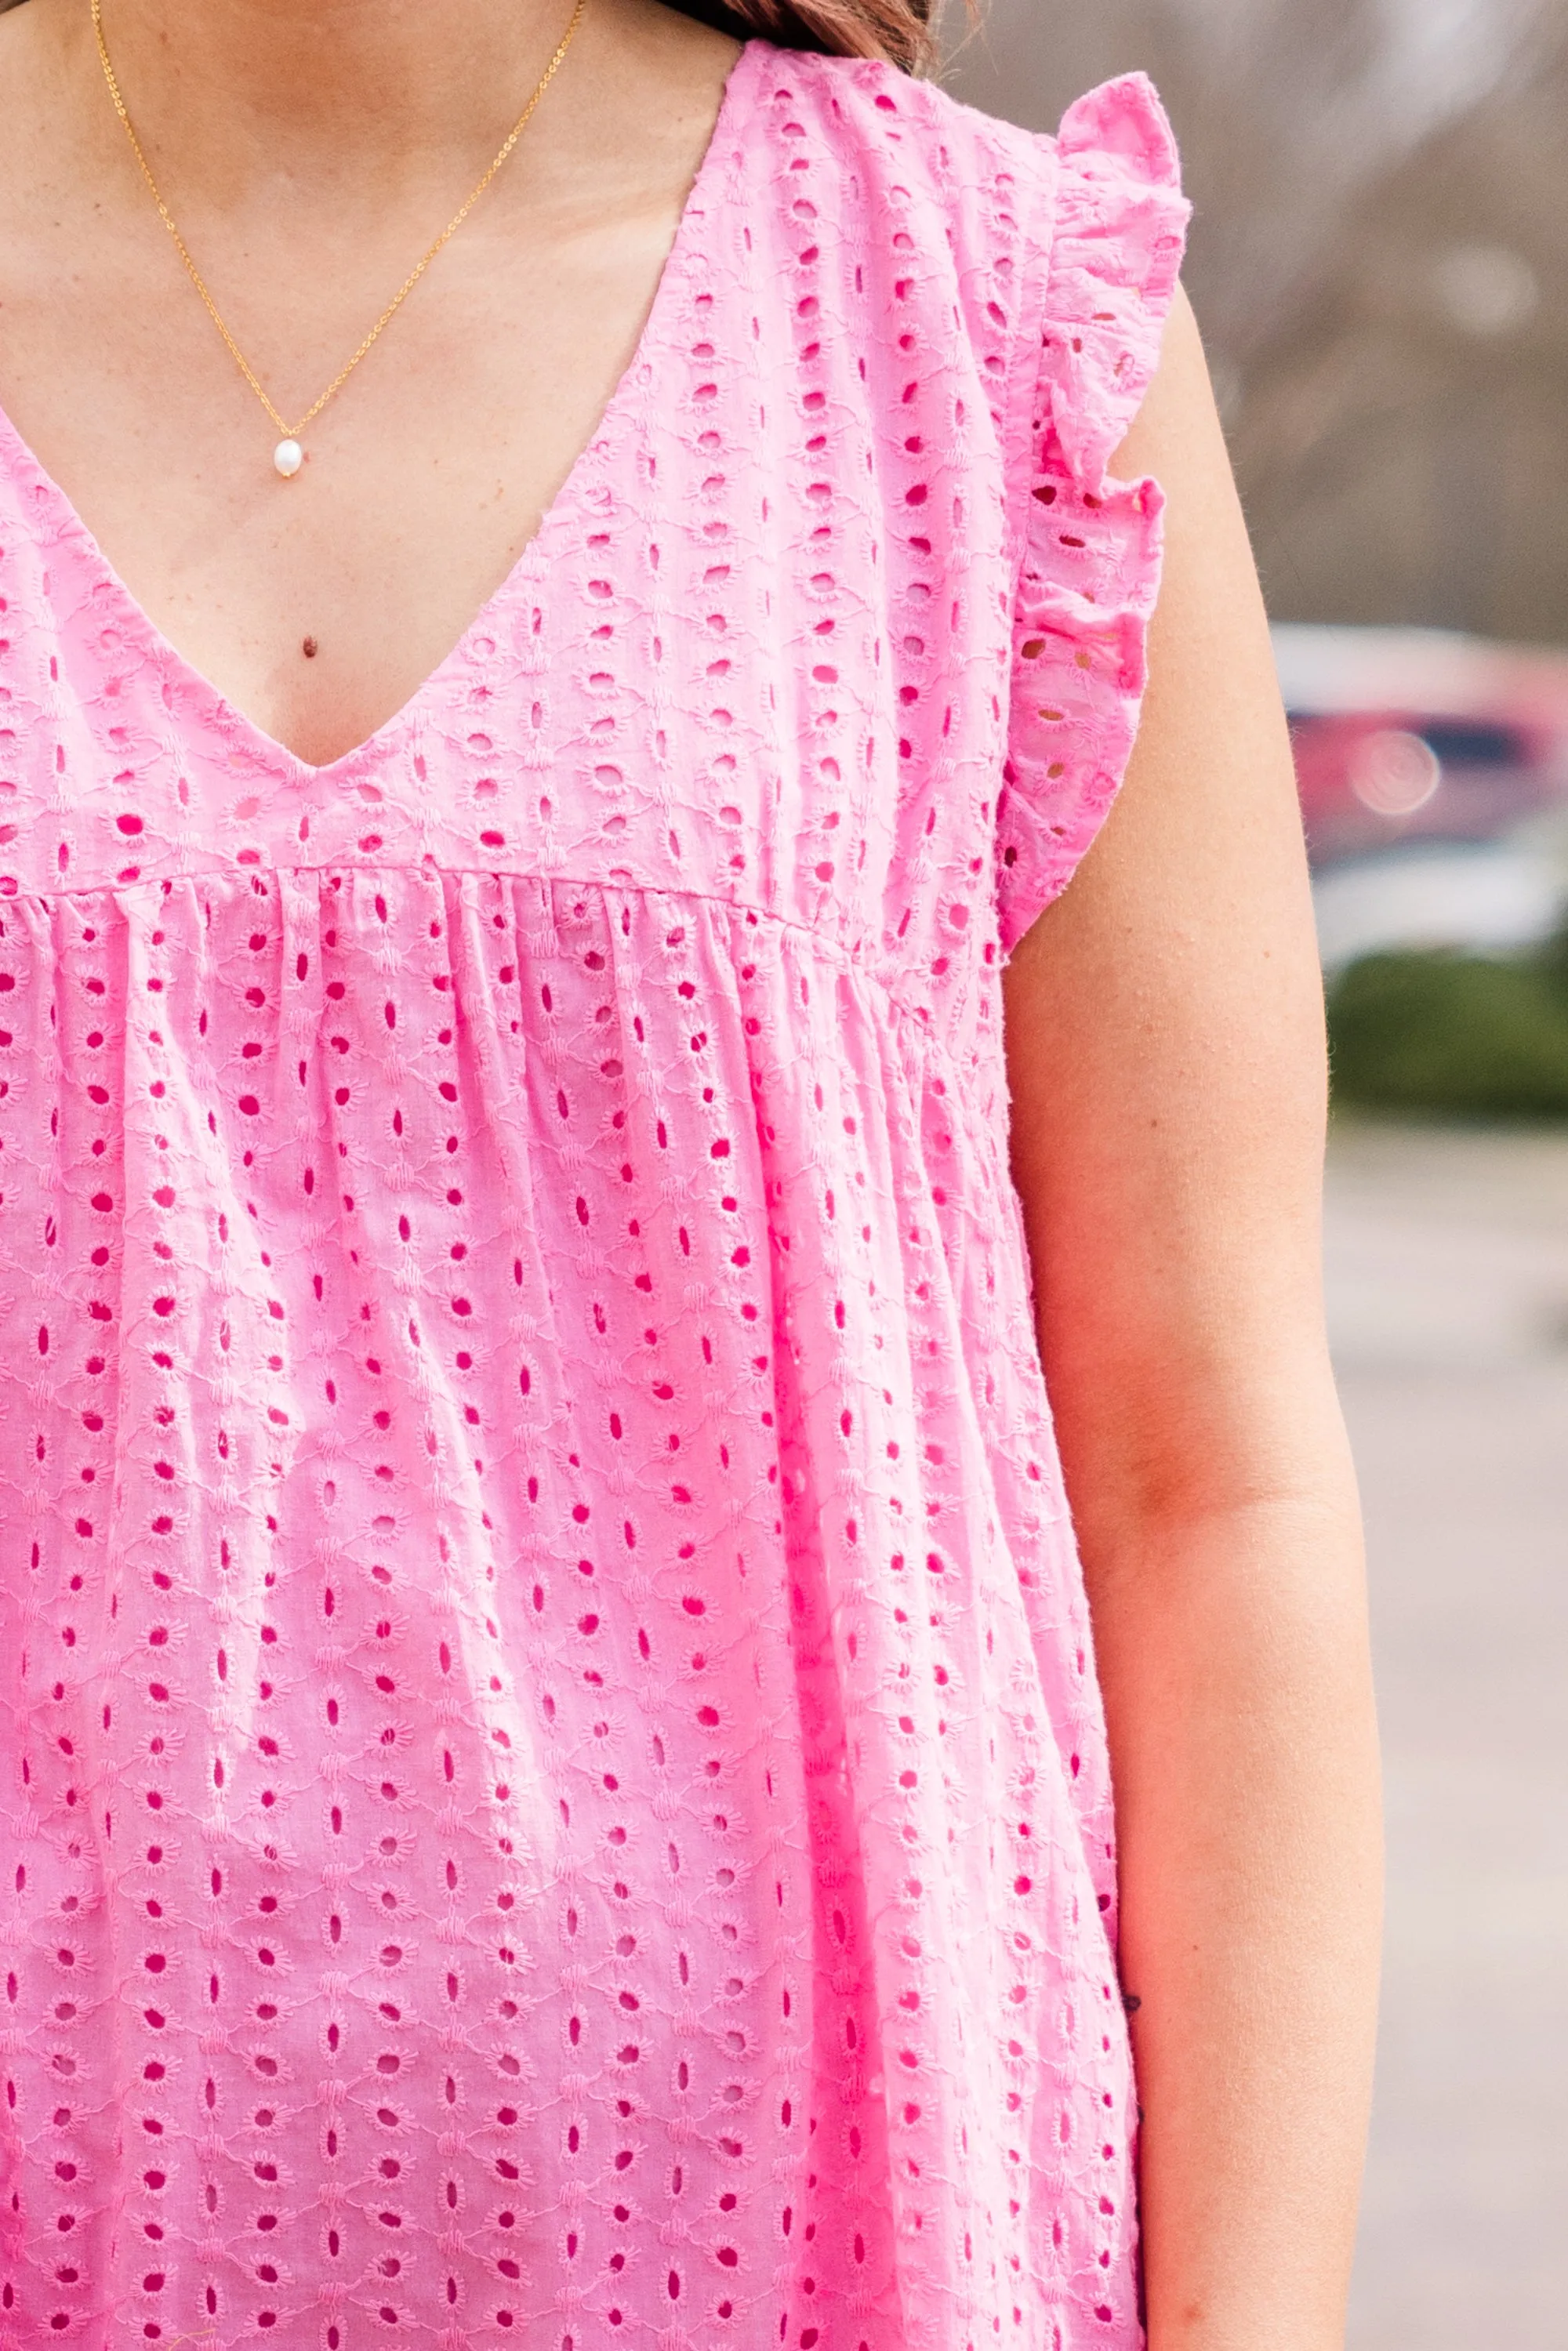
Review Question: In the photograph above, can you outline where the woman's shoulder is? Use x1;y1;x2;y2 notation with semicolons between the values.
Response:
737;39;1183;225
735;36;1053;216
731;42;1187;429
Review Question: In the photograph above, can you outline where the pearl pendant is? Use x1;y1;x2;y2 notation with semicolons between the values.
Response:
273;438;303;479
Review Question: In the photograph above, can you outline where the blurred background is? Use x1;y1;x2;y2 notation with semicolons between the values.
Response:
940;4;1568;2345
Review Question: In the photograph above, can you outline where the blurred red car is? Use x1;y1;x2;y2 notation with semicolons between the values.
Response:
1274;626;1568;869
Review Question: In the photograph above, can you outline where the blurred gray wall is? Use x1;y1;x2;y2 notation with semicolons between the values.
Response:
941;0;1568;646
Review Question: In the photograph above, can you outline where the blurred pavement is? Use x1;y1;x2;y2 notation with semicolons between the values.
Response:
1327;1123;1568;2349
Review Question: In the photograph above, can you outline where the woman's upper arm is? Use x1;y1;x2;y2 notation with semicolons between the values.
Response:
1001;282;1340;1545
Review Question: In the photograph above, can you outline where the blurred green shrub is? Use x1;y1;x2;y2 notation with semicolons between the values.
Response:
1327;936;1568;1119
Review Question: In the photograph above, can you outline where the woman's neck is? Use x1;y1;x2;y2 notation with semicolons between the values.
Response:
34;0;593;209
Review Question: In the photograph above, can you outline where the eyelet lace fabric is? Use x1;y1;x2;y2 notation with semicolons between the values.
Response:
0;45;1187;2351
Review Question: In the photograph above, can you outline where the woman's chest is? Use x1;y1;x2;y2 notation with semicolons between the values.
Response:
0;212;727;775
0;71;1028;956
0;13;760;775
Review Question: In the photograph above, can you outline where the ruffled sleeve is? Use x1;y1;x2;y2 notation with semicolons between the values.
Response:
993;74;1191;954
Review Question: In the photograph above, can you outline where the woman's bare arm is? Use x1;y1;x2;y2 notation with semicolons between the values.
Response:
1001;285;1382;2351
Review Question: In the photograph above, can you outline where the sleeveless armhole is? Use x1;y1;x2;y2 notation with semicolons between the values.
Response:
994;74;1191;956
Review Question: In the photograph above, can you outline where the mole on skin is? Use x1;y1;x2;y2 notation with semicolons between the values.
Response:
302;637;318;659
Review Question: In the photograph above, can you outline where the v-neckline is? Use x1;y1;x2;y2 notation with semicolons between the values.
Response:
0;35;760;788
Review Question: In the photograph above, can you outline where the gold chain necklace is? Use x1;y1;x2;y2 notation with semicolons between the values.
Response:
92;0;587;477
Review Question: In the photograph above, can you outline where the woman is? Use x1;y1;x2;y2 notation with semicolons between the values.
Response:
0;0;1381;2344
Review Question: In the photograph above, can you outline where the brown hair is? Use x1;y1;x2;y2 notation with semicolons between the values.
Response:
659;0;962;77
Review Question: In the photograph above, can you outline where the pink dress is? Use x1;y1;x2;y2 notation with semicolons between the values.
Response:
0;45;1187;2351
